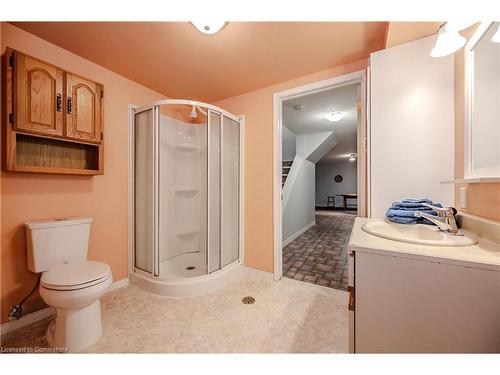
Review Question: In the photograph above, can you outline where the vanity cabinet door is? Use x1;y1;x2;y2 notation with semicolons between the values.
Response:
354;251;500;353
14;52;64;137
65;73;103;144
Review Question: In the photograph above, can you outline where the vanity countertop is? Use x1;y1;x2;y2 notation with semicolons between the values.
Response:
348;218;500;271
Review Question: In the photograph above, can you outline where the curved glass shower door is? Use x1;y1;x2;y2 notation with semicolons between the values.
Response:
134;106;159;276
133;100;240;280
207;112;240;273
207;111;221;273
221;115;240;267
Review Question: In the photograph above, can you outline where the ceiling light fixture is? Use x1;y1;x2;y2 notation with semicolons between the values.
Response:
445;21;477;32
324;111;345;122
191;21;226;35
492;24;500;43
431;23;467;58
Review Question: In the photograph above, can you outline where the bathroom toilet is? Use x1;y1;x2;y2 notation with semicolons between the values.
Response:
25;217;112;352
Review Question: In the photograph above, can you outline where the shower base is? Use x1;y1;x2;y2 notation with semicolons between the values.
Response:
130;259;242;297
160;252;206;278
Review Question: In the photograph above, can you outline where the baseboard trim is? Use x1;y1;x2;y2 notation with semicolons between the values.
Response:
107;277;129;293
315;205;357;211
282;221;315;247
0;306;55;336
0;277;130;337
243;266;275;280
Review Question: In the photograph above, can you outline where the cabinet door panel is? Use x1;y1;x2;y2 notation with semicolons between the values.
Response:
355;252;500;353
66;74;102;143
15;52;64;136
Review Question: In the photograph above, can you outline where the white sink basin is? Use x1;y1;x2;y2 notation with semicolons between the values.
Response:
361;220;478;247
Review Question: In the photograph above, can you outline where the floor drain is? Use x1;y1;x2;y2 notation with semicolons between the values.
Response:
186;266;196;270
241;296;255;305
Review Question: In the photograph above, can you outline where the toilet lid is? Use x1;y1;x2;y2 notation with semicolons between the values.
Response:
41;261;111;289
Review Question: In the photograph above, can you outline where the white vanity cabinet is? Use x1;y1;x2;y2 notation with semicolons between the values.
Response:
348;218;500;353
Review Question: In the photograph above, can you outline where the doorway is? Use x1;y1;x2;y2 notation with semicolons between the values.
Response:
273;70;369;284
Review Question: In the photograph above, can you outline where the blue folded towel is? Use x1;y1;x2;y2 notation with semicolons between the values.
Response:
386;199;441;225
391;198;436;209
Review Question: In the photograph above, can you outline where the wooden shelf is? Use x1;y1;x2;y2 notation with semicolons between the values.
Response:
12;165;101;175
11;134;102;175
14;129;101;147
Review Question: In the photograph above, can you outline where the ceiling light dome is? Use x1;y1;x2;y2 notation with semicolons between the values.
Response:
191;21;226;35
431;23;467;57
324;111;345;122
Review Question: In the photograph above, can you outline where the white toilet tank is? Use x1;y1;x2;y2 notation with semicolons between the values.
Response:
25;217;93;273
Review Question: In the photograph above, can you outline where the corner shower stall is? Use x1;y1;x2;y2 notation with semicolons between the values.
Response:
130;100;243;296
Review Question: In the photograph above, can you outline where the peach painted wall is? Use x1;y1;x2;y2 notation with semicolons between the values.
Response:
0;24;164;324
453;26;500;221
214;59;368;273
385;22;441;48
1;23;3;313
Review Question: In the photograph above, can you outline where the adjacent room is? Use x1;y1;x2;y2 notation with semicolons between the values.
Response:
281;83;361;290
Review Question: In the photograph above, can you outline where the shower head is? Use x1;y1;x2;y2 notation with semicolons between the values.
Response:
189;105;198;119
189;102;208;120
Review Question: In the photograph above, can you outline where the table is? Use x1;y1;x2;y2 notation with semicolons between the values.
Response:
339;193;357;210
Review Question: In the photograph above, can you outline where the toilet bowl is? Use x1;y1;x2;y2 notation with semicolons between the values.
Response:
39;261;112;352
25;217;112;352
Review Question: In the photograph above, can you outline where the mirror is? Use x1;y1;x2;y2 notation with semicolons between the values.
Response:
464;22;500;179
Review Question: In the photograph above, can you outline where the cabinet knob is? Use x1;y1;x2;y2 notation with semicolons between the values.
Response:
67;97;72;114
56;94;62;112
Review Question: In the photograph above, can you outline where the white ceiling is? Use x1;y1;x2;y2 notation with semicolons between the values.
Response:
283;83;359;163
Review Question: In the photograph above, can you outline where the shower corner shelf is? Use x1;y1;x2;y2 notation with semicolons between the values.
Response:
176;227;199;236
176;143;199;152
174;186;199;194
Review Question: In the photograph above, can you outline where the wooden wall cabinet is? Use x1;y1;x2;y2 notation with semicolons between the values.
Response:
2;48;104;175
66;73;103;144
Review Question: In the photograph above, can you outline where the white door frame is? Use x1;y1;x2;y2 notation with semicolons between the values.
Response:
272;70;369;280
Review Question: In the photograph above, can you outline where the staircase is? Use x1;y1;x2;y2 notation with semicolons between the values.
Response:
282;160;293;187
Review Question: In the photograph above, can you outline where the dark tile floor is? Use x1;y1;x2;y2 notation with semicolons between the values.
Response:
282;211;356;291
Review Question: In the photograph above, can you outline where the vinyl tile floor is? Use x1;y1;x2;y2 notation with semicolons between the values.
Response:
0;271;348;353
282;212;356;291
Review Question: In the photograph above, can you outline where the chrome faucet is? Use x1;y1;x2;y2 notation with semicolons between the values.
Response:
414;203;462;235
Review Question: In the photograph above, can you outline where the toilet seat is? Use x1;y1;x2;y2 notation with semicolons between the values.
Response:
41;260;112;291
